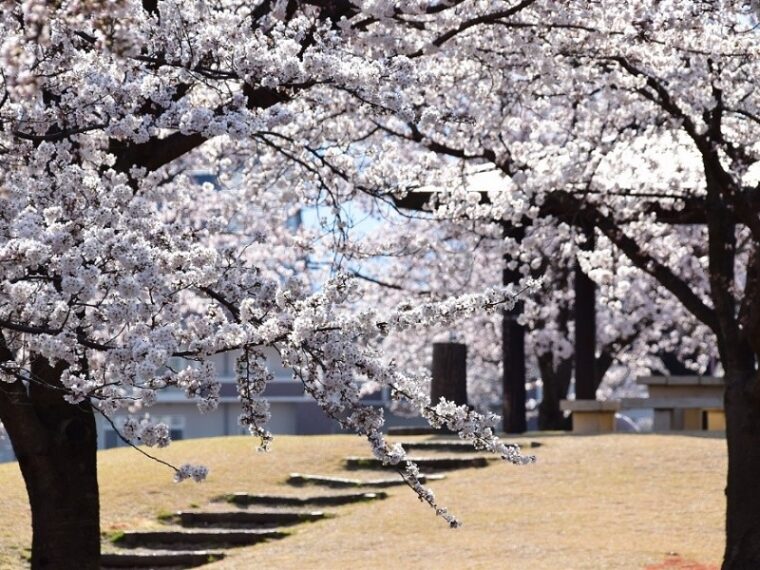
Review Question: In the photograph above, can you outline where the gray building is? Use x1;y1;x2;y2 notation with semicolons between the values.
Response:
0;349;422;462
95;349;400;450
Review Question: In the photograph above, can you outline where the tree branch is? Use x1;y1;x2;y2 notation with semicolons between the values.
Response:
571;195;720;333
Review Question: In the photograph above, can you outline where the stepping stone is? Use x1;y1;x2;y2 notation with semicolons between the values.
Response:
101;549;224;568
113;528;287;549
344;455;490;471
398;440;543;452
220;491;387;507
287;473;445;488
172;509;328;528
398;440;480;453
387;426;444;436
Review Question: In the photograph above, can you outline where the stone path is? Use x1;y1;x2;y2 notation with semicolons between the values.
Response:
399;440;481;452
344;455;492;471
220;491;387;506
115;528;287;549
102;438;502;569
102;548;227;568
286;473;446;488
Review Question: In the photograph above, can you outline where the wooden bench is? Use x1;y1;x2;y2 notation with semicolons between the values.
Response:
621;376;724;431
560;400;620;434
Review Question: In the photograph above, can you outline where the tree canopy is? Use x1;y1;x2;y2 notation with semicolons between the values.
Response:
2;1;760;568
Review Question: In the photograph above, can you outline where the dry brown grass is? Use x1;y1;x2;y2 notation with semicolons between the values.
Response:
0;433;726;569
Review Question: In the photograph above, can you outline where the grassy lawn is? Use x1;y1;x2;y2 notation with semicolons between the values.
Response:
0;433;725;569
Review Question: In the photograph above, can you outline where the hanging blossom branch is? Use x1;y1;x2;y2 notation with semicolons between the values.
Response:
390;384;534;464
0;108;544;523
1;209;542;520
225;274;543;526
98;411;208;482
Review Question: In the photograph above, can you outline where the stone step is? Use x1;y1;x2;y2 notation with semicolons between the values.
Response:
398;440;543;453
344;455;490;471
172;509;328;528
101;549;224;568
113;528;287;549
220;491;387;507
387;427;444;436
398;440;479;453
287;472;446;488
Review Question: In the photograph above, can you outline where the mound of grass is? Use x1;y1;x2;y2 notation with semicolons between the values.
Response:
0;433;725;569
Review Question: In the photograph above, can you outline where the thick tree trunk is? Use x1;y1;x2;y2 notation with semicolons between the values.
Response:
723;370;760;569
537;353;572;431
502;309;527;433
502;225;527;434
0;359;100;570
574;222;597;400
537;394;571;430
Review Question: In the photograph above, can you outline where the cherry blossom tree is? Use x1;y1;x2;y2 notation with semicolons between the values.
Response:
356;1;760;566
0;2;544;568
339;196;713;429
5;1;756;568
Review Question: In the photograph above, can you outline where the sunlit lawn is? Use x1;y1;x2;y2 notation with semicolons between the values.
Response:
0;432;725;569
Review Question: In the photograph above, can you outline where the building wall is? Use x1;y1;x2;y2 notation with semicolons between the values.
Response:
0;348;405;461
1;394;425;462
94;397;354;450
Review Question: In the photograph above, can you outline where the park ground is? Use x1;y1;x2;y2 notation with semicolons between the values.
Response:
0;432;724;569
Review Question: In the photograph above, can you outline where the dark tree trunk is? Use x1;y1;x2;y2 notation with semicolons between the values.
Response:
0;357;100;570
722;370;760;569
502;226;527;434
536;353;572;431
502;309;527;433
574;222;597;400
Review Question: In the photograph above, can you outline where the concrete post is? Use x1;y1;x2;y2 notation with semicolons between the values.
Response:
431;342;468;406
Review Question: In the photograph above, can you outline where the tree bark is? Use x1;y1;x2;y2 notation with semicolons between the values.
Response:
536;353;572;431
722;370;760;569
0;357;100;569
574;222;597;400
502;226;527;434
502;309;527;433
